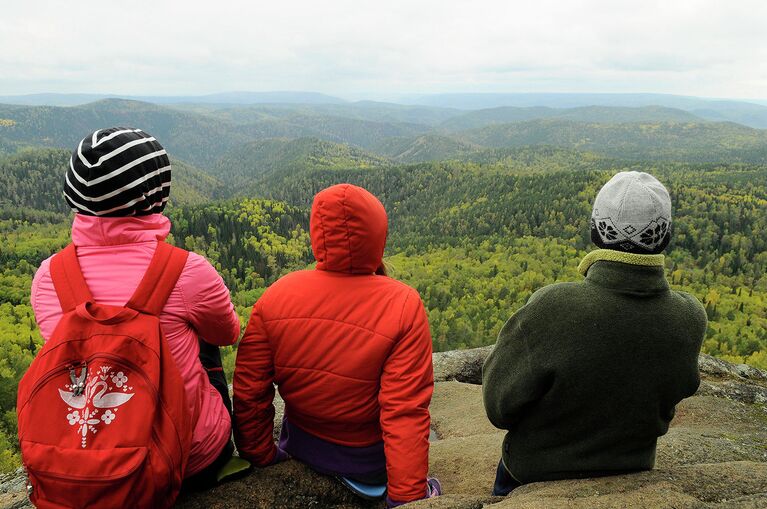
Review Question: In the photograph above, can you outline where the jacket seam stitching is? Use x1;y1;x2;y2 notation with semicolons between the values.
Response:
340;185;354;272
277;365;379;383
186;281;222;316
30;267;46;313
398;289;413;333
262;316;396;342
316;199;330;267
70;241;160;249
254;303;278;363
177;267;191;315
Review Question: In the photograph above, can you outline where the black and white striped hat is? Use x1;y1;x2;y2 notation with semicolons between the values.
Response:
64;127;171;216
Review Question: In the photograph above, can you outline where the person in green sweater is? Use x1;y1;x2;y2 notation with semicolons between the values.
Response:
482;171;707;496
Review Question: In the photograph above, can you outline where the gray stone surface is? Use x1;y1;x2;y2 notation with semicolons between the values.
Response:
3;347;766;508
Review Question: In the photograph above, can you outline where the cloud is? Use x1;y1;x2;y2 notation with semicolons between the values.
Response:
0;0;765;99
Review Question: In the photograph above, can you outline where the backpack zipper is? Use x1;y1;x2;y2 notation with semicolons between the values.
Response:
22;352;180;490
24;351;161;411
27;450;147;483
91;353;177;491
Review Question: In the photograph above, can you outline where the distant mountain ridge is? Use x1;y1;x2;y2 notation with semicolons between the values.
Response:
458;118;767;163
0;91;346;107
402;92;767;129
0;99;255;168
2;90;767;128
2;96;767;172
0;99;429;168
440;105;702;131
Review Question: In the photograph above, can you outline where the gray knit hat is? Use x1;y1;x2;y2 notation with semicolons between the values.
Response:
591;171;672;254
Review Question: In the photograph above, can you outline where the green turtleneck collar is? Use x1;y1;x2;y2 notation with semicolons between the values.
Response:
578;249;665;276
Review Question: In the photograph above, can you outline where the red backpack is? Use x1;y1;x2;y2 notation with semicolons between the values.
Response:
17;241;194;509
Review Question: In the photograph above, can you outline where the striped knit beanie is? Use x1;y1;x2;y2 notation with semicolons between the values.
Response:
590;171;672;254
64;127;171;216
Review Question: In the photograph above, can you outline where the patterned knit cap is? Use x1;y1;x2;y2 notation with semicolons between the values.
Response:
591;171;672;254
64;127;171;216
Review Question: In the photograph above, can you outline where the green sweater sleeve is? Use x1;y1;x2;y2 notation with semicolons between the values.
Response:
482;300;550;430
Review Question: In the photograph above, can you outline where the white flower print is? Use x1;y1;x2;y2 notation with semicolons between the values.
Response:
66;410;80;425
59;364;135;448
111;372;128;388
101;410;116;424
76;408;101;448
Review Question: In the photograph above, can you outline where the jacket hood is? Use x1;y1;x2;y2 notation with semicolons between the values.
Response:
310;184;388;274
71;213;171;246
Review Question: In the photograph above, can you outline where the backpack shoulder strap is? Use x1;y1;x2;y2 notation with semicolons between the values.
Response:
126;241;189;316
50;244;94;313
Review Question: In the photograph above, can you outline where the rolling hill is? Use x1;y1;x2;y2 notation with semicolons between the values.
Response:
2;97;767;173
0;100;257;168
202;101;459;126
0;91;347;107
0;134;19;156
0;147;223;214
0;99;430;168
405;92;767;129
457;119;767;163
211;137;388;194
373;134;481;163
1;92;766;483
440;105;702;131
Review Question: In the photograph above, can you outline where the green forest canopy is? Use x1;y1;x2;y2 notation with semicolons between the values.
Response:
0;106;766;472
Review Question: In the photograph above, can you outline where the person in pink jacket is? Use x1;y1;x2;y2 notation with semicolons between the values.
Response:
30;127;241;488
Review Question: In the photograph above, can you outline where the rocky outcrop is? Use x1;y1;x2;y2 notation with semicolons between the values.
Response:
413;382;767;509
176;461;383;509
434;348;767;396
177;349;767;509
2;348;766;509
432;346;492;385
0;470;28;509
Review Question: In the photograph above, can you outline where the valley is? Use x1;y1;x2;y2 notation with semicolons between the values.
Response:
0;94;765;474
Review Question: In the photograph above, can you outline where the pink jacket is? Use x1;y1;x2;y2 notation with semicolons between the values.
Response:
31;214;240;476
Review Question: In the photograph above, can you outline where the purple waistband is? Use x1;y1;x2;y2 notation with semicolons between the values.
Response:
279;418;386;480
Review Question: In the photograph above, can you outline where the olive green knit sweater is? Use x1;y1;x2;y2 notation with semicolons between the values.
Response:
482;250;707;483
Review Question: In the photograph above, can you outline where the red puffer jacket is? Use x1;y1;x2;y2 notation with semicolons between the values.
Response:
233;184;434;502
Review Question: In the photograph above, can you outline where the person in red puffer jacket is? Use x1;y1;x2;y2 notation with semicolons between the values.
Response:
233;183;441;506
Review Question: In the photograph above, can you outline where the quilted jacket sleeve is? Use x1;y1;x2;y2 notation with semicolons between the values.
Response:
233;300;278;466
182;253;240;346
30;256;58;342
378;289;434;503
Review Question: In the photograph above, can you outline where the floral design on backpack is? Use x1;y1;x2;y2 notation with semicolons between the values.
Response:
58;364;135;448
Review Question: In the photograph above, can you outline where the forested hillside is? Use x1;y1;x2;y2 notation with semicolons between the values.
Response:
406;92;767;128
0;100;428;167
211;137;387;193
2;145;764;366
373;134;481;163
0;100;765;474
459;120;767;163
0;100;257;167
0;148;223;214
4;99;767;170
439;105;703;131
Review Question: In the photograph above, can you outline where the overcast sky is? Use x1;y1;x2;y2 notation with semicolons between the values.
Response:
2;0;766;100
